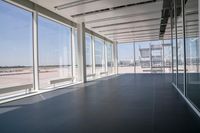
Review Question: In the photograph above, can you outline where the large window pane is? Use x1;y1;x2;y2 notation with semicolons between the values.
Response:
163;40;172;73
95;38;105;76
74;30;80;82
0;1;33;98
118;43;134;73
135;41;151;73
86;34;93;76
38;16;72;89
107;42;113;74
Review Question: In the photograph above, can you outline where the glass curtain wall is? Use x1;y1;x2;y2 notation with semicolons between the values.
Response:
0;1;115;100
86;36;114;79
135;42;151;73
172;0;200;111
163;40;172;73
118;40;171;74
118;43;135;73
135;40;168;73
85;34;93;76
95;37;105;76
74;30;81;82
0;1;33;98
107;42;113;74
38;16;72;89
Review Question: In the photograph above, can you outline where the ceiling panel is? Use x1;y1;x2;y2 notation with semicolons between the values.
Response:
30;0;164;43
91;19;161;31
100;25;161;35
79;1;163;22
56;0;145;16
86;12;161;28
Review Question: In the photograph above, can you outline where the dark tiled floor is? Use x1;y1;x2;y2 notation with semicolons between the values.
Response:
0;74;200;133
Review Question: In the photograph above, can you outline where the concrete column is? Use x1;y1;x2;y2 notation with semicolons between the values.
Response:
77;22;86;82
113;41;118;74
92;35;96;74
112;43;115;74
71;28;76;82
133;42;136;73
104;41;108;73
33;10;39;91
150;44;152;73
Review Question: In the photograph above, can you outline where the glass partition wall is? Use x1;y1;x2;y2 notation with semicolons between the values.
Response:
185;0;200;111
172;0;200;112
0;1;115;100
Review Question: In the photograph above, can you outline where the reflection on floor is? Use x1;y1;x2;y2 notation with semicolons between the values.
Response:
0;74;199;133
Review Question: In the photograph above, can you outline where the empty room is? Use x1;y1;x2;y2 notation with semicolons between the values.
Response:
0;0;200;133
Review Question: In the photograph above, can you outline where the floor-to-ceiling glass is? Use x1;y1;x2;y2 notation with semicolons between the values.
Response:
150;40;164;73
38;16;72;89
0;1;33;98
163;40;172;73
107;42;113;74
118;40;171;74
135;41;165;73
135;42;150;73
118;43;135;73
74;30;81;82
95;37;105;76
185;0;200;110
86;34;93;76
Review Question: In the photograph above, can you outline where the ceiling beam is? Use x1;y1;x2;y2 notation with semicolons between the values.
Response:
71;0;157;18
85;10;160;24
55;0;100;10
91;17;160;29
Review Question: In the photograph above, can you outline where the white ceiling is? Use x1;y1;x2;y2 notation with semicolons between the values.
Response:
30;0;195;43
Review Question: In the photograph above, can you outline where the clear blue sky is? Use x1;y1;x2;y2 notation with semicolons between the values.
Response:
0;1;72;66
0;1;32;66
38;16;71;66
